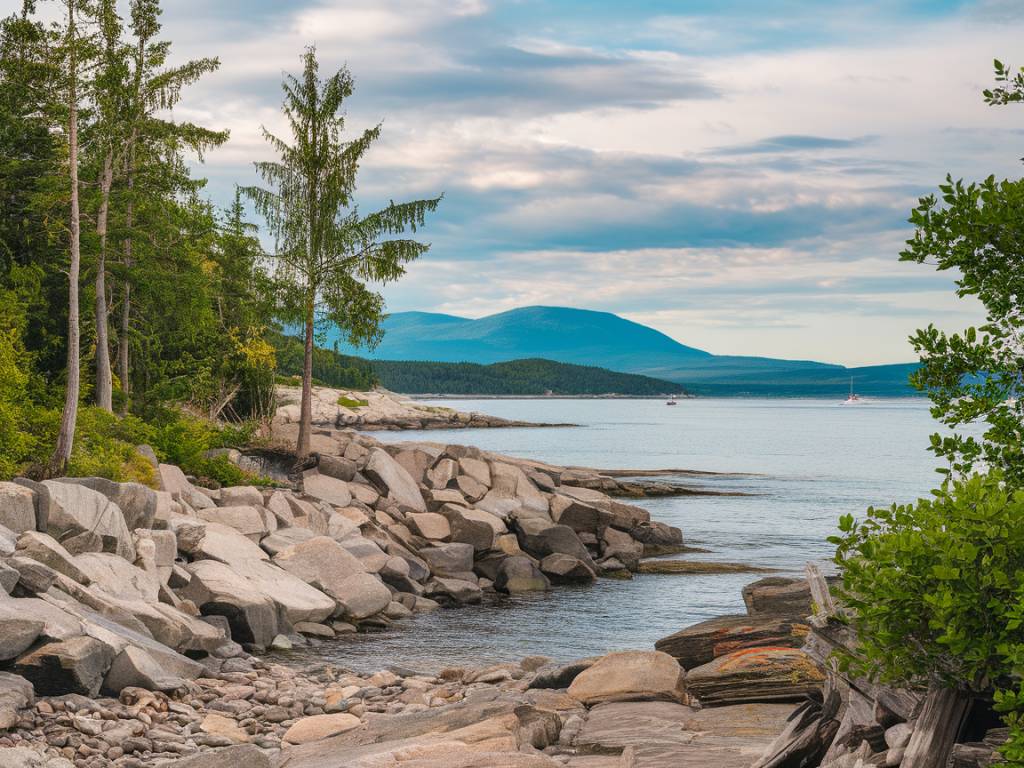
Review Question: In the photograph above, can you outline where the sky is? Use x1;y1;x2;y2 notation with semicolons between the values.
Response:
15;0;1024;366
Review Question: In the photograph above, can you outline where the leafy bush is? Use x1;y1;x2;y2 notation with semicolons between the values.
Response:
0;329;38;478
832;472;1024;764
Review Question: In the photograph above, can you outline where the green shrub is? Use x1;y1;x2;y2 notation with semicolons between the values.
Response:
832;472;1024;765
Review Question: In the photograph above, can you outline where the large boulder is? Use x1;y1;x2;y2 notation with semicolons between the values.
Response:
0;596;82;642
74;552;160;603
181;560;279;648
12;636;115;697
318;455;357;482
549;495;601;535
441;507;496;553
103;646;188;693
158;745;271;768
601;527;643;571
218;486;263;507
742;577;813;617
425;576;482;606
0;610;43;661
260;527;317;557
685;648;825;706
0;483;36;534
654;614;808;670
419;543;474;578
301;471;353;508
157;464;214;510
54;477;157;531
332;572;392;620
406;512;451;541
15;532;91;584
364;448;426;512
493;556;550;594
196;505;268;541
517;524;596;574
540;554;596;584
0;672;34;730
40;481;135;561
567;651;686;705
631;521;684;555
174;520;269;565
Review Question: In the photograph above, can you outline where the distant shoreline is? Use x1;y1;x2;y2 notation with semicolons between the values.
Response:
404;393;927;400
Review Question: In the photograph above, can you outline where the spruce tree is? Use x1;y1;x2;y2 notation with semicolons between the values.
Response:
244;47;441;458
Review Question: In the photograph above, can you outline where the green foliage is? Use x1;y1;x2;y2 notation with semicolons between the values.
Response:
372;357;683;396
270;331;377;390
984;59;1024;106
337;396;368;408
832;474;1024;764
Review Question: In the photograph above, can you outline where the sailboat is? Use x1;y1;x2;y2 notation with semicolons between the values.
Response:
842;377;860;405
666;394;678;406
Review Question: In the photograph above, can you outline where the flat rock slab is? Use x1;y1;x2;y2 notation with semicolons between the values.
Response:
655;614;809;670
687;647;825;706
576;700;796;768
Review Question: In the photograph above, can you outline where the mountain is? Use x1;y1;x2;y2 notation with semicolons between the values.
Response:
327;306;919;397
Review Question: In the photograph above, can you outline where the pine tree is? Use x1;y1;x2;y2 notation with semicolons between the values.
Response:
244;47;441;458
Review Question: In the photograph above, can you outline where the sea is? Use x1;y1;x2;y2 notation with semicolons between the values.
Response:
283;397;954;673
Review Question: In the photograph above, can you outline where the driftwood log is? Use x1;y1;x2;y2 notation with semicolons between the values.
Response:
900;683;972;768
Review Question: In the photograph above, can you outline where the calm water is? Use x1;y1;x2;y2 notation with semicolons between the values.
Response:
286;398;950;673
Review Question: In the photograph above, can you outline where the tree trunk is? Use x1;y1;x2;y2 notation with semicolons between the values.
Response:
49;0;81;476
118;138;134;410
94;148;113;412
296;297;314;459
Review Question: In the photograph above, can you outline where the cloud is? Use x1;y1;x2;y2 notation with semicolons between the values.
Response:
126;0;1023;366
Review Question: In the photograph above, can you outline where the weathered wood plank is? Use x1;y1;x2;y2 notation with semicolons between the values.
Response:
900;684;972;768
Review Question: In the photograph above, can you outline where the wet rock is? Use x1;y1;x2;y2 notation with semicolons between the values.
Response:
655;614;809;670
568;651;686;705
493;556;549;593
425;577;483;606
540;553;596;584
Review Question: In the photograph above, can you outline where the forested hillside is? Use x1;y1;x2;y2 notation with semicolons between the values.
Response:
372;358;681;395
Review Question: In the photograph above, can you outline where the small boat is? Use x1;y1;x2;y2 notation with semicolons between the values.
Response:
842;377;860;405
666;395;678;406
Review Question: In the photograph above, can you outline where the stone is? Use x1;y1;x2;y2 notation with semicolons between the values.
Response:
294;621;335;637
742;577;812;616
540;553;596;583
394;449;434;485
0;612;42;661
427;458;458;489
349;483;380;506
103;646;186;693
266;491;297;526
12;636;115;697
686;648;825;706
494;556;550;593
340;538;389;573
441;506;497;553
158;464;214;510
218;485;263;507
40;481;136;561
419;542;475;577
283;713;362;744
364;448;426;512
458;457;492;487
158;744;271;768
885;722;913;750
0;523;15;556
0;483;36;534
517;524;596;573
302;471;353;507
319;454;357;482
529;657;598;689
450;474;487;502
407;512;452;541
54;477;158;531
601;527;643;570
0;561;18;594
0;596;82;641
568;651;686;705
425;577;483;606
273;535;365;588
333;572;393;620
492;462;548;516
0;671;33;728
74;551;160;603
288;495;330;534
200;713;249;744
15;532;92;584
197;505;268;540
550;494;602;534
631;521;684;554
328;512;360;541
260;527;317;557
181;560;279;648
654;614;809;670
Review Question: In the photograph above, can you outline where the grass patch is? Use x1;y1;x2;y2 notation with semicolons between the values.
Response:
337;395;369;408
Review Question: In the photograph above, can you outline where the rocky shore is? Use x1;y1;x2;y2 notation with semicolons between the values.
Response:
275;386;574;431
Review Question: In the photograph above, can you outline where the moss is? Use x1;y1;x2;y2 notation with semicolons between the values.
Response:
337;395;369;408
